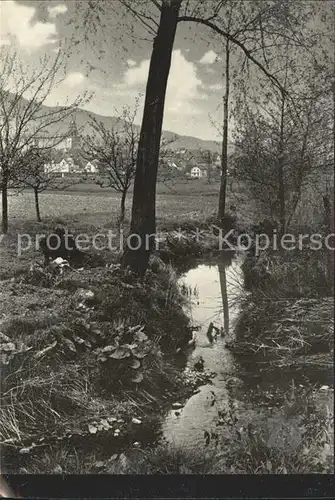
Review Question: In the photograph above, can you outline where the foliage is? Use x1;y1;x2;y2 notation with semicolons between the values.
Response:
232;290;334;378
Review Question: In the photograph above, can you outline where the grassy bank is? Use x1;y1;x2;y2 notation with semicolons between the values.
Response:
234;245;334;374
1;256;214;473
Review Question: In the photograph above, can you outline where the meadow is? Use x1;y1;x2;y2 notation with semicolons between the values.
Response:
5;189;217;223
2;178;252;232
0;181;213;279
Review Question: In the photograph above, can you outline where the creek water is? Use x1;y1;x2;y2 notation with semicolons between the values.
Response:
160;253;333;456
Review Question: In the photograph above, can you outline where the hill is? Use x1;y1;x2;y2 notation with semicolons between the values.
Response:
8;91;230;153
45;106;225;153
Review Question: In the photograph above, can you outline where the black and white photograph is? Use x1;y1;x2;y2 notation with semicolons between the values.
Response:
0;0;334;496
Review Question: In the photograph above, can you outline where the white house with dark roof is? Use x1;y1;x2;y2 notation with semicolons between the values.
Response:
190;166;207;178
85;160;99;174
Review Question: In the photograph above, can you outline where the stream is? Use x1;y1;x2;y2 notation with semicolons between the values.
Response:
159;252;334;457
162;252;262;452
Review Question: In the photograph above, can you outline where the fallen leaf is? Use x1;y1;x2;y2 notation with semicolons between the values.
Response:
19;445;34;455
62;338;76;353
73;335;85;344
134;330;148;342
88;424;98;434
101;345;117;353
132;417;142;425
34;340;57;359
94;461;105;469
172;402;183;409
130;359;141;369
131;372;143;383
131;349;148;359
110;347;131;359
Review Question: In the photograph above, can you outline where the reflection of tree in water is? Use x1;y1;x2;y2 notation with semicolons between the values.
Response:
218;262;230;336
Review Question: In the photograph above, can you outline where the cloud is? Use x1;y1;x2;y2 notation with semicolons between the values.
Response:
43;71;87;106
123;59;149;86
48;4;68;19
120;49;204;115
207;83;223;91
199;50;219;65
0;0;57;49
126;59;137;67
63;72;86;87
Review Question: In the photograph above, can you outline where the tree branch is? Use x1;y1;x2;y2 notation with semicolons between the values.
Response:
177;15;285;93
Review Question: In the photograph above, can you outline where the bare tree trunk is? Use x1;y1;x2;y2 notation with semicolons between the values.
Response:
122;0;182;276
120;188;127;224
218;39;230;226
278;91;286;236
34;187;42;222
286;186;303;230
1;167;9;234
207;150;212;185
323;193;334;289
330;196;334;290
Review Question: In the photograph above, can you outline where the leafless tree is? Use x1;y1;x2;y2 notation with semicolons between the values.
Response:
83;105;139;225
0;46;89;233
232;58;333;232
14;147;80;222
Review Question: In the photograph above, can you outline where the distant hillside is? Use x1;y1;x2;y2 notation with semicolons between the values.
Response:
43;106;226;153
7;92;233;153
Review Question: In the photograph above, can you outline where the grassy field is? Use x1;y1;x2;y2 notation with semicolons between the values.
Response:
3;178;253;229
0;179;256;281
5;189;218;224
57;178;223;195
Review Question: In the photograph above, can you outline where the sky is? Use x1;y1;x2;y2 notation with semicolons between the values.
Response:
0;0;231;141
0;1;331;141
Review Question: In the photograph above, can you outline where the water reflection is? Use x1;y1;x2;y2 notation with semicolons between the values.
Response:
162;254;249;450
218;263;229;336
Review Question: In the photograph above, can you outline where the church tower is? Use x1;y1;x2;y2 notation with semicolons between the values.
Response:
68;118;80;152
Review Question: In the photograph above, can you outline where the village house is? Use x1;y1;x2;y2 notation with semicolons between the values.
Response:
85;160;99;174
41;119;99;176
189;166;207;178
